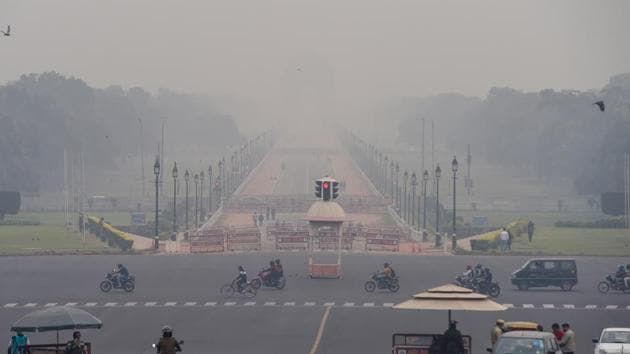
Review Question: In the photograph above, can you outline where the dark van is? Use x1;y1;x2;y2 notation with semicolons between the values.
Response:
511;258;577;291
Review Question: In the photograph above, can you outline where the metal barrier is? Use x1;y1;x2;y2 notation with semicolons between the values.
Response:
364;227;402;252
190;228;226;253
227;226;260;251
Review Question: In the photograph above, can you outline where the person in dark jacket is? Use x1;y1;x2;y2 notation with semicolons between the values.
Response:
156;326;181;354
442;321;465;354
527;220;535;242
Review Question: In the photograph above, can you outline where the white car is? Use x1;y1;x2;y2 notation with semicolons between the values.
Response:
593;328;630;354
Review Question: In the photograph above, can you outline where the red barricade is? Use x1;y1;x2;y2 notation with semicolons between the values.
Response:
190;228;225;253
227;226;261;251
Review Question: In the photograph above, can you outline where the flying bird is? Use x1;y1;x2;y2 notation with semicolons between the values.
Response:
1;25;10;36
593;100;605;112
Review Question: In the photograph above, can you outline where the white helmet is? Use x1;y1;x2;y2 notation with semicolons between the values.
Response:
161;325;172;334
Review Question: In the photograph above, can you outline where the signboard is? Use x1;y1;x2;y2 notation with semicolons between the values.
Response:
131;212;146;225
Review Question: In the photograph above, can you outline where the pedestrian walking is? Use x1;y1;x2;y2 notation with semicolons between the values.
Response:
507;229;513;251
527;220;535;243
558;323;575;354
258;213;264;226
499;228;509;252
8;332;30;354
490;319;505;347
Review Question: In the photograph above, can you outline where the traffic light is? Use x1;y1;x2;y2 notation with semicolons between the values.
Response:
332;181;339;199
322;181;332;201
315;180;322;199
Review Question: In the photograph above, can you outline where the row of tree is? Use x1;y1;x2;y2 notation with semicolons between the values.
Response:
0;72;242;193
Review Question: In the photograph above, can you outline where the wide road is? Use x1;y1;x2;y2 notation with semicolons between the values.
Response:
1;254;628;353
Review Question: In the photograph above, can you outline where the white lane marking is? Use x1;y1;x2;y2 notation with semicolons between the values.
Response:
304;302;316;306
244;302;256;306
503;304;514;308
84;302;97;307
383;302;394;307
523;304;535;308
563;304;575;309
284;302;296;306
24;303;37;307
309;305;333;354
124;302;137;307
104;302;118;307
323;302;335;307
184;302;197;306
3;303;17;308
164;302;177;307
224;302;236;306
343;302;355;307
144;302;157;307
363;303;375;307
585;305;597;309
65;302;77;306
204;302;217;307
264;302;276;306
627;305;630;310
543;304;555;309
44;303;57;307
606;305;618;310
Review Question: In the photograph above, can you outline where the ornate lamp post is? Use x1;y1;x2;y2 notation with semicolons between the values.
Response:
403;170;409;223
200;171;205;222
172;162;178;233
411;172;418;229
452;156;459;248
208;165;213;214
395;163;400;212
390;160;395;201
194;173;199;228
423;169;429;230
153;158;160;246
383;156;388;195
435;164;442;234
184;170;190;231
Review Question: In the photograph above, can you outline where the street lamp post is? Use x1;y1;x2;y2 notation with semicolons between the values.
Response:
184;170;190;231
411;172;418;229
390;160;394;202
423;169;429;230
383;156;388;196
395;163;400;212
208;165;213;214
403;170;409;223
435;164;442;234
218;160;223;205
452;156;459;249
153;158;160;248
172;163;178;233
200;171;205;222
194;173;199;229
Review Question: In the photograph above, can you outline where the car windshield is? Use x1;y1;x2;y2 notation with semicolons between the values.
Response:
601;331;630;343
495;338;545;354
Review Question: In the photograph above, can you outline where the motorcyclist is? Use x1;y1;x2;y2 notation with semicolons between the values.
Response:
483;267;493;283
376;263;394;285
236;266;247;293
262;261;276;283
273;259;283;283
625;264;630;289
156;326;181;354
112;263;129;287
474;264;484;279
615;265;627;287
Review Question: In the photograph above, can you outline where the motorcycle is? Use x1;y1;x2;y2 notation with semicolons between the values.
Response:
364;272;399;293
598;274;630;294
250;269;286;290
455;276;501;298
99;271;135;293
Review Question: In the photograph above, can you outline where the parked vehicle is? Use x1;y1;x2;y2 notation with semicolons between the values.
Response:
592;328;630;354
99;272;135;293
598;274;630;294
364;272;399;293
250;269;286;290
511;258;577;291
488;331;561;354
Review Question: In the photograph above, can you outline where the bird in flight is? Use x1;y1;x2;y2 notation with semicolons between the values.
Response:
1;25;10;36
593;100;605;112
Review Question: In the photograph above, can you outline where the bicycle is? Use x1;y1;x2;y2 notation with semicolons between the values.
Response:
220;279;257;298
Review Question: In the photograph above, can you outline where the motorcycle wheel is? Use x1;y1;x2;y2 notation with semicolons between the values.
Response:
389;281;400;293
275;277;286;290
99;280;112;293
597;281;610;294
220;284;235;298
244;285;257;298
364;281;376;293
488;284;501;298
123;281;135;292
250;278;262;290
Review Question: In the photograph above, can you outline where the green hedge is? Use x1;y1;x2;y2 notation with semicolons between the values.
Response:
555;217;626;229
86;216;134;251
471;219;528;251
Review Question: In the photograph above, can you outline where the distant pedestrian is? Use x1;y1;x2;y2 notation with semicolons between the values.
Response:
258;213;264;226
551;323;564;341
506;229;513;250
527;220;535;243
499;228;509;252
558;323;575;354
8;332;30;354
65;331;86;354
491;319;505;347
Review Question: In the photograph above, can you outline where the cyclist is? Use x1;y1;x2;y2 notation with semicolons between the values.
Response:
236;266;247;293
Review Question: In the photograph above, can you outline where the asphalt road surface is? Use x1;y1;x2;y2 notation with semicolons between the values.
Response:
1;253;628;353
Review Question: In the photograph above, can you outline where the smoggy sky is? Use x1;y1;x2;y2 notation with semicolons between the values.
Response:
1;0;629;105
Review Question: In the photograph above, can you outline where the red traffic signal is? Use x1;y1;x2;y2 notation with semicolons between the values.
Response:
323;182;329;190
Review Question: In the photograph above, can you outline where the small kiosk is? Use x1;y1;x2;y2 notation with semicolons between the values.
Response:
305;200;346;279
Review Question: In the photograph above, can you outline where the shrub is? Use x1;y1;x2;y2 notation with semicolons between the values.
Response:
87;216;134;251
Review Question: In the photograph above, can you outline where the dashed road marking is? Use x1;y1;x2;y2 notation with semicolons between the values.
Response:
44;303;57;307
543;304;555;309
343;302;355;307
606;305;618;310
65;302;77;307
304;302;316;306
523;304;535;309
503;304;514;308
204;302;217;307
184;302;197;306
124;302;137;307
244;302;256;306
363;303;375;307
264;302;276;306
84;302;97;307
104;302;118;307
224;302;236;306
164;302;177;307
144;302;157;307
24;303;37;307
3;303;17;308
563;304;575;309
323;302;335;307
586;305;597;309
383;303;394;307
284;302;296;306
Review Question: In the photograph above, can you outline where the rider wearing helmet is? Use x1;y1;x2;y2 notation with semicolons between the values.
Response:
615;265;627;284
376;263;394;285
236;266;247;293
474;264;484;279
462;265;473;280
274;259;283;277
262;261;275;282
156;326;181;354
112;263;129;287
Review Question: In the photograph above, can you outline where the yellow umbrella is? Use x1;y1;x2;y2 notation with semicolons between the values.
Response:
393;284;507;325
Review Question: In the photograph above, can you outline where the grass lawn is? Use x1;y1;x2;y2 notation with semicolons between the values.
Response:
0;211;131;254
458;210;607;228
510;226;630;256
